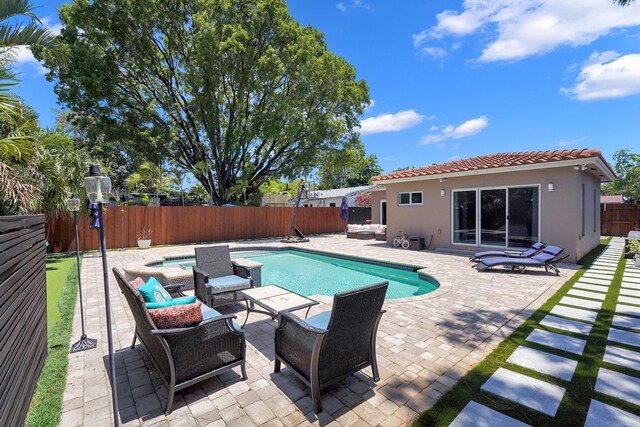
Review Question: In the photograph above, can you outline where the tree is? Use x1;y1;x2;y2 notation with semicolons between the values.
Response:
602;149;640;202
391;166;416;172
317;142;382;189
36;0;369;205
615;0;634;5
125;161;171;206
260;178;305;196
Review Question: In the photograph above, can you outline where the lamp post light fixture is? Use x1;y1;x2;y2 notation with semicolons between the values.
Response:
69;194;97;353
85;165;119;427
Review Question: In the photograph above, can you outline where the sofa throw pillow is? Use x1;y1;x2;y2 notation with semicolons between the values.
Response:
129;277;145;289
148;302;203;329
145;296;196;309
138;277;173;303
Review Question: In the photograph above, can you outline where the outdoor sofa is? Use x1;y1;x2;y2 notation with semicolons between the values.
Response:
472;245;569;275
192;245;253;308
469;241;546;262
274;281;388;414
113;268;247;414
346;224;386;240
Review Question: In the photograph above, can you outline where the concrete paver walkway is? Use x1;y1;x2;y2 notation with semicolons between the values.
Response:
59;235;566;426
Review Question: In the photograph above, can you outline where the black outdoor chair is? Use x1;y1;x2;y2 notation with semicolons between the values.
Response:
472;245;569;275
274;281;388;414
192;245;253;307
113;268;247;414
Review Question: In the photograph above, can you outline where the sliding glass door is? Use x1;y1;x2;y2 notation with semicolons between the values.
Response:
452;186;539;247
453;190;476;244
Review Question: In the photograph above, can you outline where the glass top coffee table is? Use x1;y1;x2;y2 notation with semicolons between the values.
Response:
238;285;318;327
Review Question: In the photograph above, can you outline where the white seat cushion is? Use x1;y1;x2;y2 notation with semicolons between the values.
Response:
304;311;331;330
206;275;251;294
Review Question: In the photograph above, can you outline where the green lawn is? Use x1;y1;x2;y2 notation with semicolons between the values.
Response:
413;237;618;426
26;254;80;427
45;255;76;330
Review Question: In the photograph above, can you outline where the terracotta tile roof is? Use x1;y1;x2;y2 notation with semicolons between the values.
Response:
372;149;613;181
601;195;624;204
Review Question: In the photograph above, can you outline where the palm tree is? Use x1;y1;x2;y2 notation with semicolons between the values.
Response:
126;162;171;206
615;0;634;5
168;165;186;206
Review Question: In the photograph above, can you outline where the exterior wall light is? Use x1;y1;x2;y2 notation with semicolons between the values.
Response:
440;189;446;197
548;183;554;192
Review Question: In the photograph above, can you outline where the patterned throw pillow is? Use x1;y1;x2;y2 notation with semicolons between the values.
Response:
145;296;196;309
148;302;203;328
138;277;173;303
129;277;146;289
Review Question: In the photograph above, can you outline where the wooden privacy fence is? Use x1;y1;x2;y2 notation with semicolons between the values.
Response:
0;215;47;427
601;203;640;237
46;206;347;253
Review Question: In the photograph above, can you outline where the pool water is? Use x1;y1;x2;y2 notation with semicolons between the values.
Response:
161;250;438;299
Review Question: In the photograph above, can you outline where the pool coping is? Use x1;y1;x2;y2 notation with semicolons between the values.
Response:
122;245;451;302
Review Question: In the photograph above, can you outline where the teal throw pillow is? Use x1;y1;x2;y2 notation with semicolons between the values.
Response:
145;296;196;309
138;277;173;303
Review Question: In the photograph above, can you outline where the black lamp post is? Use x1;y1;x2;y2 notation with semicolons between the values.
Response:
69;194;97;353
84;165;119;427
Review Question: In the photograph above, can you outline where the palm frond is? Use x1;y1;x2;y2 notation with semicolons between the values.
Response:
0;0;37;23
0;22;57;50
0;161;37;213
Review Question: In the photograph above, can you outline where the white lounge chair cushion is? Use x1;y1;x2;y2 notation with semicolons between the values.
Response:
206;275;251;294
304;311;331;330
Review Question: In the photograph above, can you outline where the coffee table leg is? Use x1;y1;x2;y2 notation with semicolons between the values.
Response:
242;299;251;328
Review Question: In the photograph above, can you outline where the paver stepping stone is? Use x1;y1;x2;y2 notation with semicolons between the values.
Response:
623;276;640;284
573;283;608;293
567;289;606;300
585;399;640;427
603;345;640;372
507;346;577;381
480;368;565;416
450;401;531;427
624;271;640;276
622;282;640;291
616;304;640;317
540;315;593;335
577;277;611;286
559;296;602;311
619;296;640;306
609;328;640;347
526;329;586;355
550;305;598;323
595;368;640;403
620;288;640;298
612;315;640;331
583;272;615;280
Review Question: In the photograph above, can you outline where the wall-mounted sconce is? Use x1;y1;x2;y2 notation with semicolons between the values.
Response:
548;182;554;192
440;189;446;197
439;178;447;183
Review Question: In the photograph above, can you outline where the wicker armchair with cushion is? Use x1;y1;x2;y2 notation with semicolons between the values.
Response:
274;281;388;414
113;268;247;414
192;245;253;308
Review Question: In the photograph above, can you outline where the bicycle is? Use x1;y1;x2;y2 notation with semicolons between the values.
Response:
393;231;410;249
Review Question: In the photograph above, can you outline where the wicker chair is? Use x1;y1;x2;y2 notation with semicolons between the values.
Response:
274;281;388;414
192;245;253;307
112;268;247;414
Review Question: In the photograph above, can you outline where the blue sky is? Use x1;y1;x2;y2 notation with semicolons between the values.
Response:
13;0;640;174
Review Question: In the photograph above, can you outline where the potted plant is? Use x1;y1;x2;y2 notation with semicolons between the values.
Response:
137;229;152;249
628;239;640;268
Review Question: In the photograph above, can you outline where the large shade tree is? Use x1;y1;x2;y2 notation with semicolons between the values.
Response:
36;0;369;205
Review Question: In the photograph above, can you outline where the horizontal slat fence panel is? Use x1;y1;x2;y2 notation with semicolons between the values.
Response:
46;206;347;253
601;203;640;237
0;215;47;427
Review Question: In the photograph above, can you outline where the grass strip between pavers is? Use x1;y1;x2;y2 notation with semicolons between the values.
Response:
25;255;80;427
412;237;626;427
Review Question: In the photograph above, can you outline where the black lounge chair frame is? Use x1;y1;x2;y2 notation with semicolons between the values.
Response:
469;241;546;262
113;268;247;414
274;281;388;414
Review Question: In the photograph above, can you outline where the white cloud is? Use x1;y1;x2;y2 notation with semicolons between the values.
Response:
363;99;376;112
336;3;346;12
336;0;369;12
562;52;640;100
420;116;488;144
11;17;62;74
557;136;586;147
414;0;640;62
359;110;424;135
420;46;447;59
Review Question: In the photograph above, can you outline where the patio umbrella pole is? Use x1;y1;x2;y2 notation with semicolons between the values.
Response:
70;210;97;353
97;203;119;426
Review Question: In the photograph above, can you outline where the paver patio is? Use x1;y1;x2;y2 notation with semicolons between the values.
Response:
60;234;569;426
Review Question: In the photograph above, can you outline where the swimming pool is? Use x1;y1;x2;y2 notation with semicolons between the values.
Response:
159;250;439;299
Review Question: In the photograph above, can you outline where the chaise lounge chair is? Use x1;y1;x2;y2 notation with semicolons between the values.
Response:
469;241;545;262
274;281;388;414
472;245;569;275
